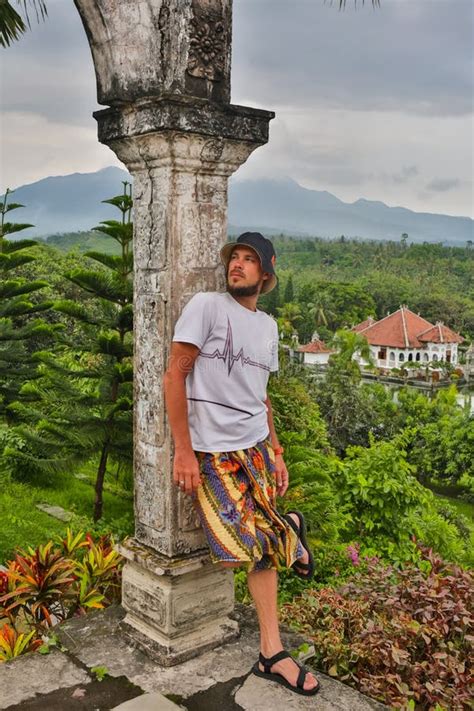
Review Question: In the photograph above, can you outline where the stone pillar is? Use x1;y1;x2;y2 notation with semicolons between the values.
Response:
73;0;273;665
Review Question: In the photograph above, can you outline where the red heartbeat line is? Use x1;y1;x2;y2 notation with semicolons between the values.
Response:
199;318;270;375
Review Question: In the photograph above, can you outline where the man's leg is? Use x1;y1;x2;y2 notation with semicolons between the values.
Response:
247;568;319;692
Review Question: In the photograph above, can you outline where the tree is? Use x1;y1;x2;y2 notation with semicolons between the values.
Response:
260;280;280;317
283;274;294;304
337;434;431;555
276;302;301;342
330;329;373;374
0;0;380;47
0;190;55;421
313;330;398;454
0;0;47;47
8;184;134;521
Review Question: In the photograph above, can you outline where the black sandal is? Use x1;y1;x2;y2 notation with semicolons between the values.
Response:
252;650;320;696
284;510;315;580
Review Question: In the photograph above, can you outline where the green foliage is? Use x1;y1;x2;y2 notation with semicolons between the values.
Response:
4;184;134;521
91;665;110;682
0;529;123;653
268;358;472;572
259;280;280;317
269;360;330;450
0;624;42;662
336;434;432;562
0;0;47;48
271;236;474;341
276;302;301;342
281;546;473;710
315;337;397;454
0;462;133;564
283;274;294;303
0;191;56;420
395;387;474;490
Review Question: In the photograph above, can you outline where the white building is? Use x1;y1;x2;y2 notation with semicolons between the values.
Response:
297;335;334;367
352;307;464;370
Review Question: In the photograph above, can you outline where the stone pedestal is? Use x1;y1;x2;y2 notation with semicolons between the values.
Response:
117;539;239;666
74;0;273;665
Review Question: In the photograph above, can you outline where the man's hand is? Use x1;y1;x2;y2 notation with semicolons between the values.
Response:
274;453;289;497
173;447;202;496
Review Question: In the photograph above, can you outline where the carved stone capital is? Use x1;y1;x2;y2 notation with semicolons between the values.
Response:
94;97;274;156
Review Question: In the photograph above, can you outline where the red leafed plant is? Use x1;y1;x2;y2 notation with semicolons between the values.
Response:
0;624;43;662
1;542;77;628
0;529;123;662
281;544;473;710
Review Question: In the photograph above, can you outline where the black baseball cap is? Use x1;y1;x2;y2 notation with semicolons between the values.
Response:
220;232;277;294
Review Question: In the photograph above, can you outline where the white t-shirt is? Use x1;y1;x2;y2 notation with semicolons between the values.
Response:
172;291;279;452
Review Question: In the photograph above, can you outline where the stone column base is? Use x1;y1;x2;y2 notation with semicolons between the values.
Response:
116;539;239;666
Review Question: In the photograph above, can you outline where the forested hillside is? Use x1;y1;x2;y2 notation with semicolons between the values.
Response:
258;235;474;342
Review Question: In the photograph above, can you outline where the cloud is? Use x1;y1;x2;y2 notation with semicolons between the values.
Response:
232;0;474;117
391;166;419;184
0;111;123;192
0;0;472;217
236;108;473;216
426;178;461;193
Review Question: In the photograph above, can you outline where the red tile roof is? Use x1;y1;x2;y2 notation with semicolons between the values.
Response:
298;339;333;354
353;317;376;333
352;307;463;348
417;323;464;344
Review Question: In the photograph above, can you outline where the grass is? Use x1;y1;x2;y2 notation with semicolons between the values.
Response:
435;493;474;522
0;469;133;564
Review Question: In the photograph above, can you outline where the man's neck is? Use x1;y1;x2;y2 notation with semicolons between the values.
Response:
228;292;258;312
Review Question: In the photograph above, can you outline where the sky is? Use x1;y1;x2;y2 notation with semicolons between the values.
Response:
1;0;473;217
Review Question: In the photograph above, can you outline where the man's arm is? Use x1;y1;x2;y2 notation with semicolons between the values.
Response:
265;394;289;496
163;341;201;495
264;394;281;450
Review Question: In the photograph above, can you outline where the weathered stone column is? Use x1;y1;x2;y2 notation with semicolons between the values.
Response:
74;1;273;665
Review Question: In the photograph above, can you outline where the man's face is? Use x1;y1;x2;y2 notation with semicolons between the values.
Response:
226;246;268;297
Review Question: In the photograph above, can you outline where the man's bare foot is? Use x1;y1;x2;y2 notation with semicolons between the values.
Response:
287;512;310;576
259;649;319;692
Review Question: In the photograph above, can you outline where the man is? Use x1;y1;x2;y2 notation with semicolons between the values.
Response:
163;232;320;696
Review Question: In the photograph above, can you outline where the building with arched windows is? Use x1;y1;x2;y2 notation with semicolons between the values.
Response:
352;306;464;369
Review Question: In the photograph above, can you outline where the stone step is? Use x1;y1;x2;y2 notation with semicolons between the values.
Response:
0;605;388;711
35;503;73;522
112;693;182;710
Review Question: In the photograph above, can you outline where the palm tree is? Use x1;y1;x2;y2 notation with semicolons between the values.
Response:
0;0;380;48
307;295;334;330
0;0;47;47
330;328;374;374
276;302;302;341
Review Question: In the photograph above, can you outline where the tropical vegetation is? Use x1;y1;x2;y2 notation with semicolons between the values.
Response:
0;192;472;710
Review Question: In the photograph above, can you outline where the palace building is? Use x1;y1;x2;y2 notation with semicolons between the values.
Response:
352;306;464;369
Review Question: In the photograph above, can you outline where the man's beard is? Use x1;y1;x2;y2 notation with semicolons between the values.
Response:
226;279;261;297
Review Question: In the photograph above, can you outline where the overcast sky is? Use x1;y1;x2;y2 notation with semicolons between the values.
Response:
1;0;473;217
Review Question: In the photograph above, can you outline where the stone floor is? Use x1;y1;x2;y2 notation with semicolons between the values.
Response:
1;605;388;711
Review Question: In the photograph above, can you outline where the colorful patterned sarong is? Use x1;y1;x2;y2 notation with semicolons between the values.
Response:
192;438;303;572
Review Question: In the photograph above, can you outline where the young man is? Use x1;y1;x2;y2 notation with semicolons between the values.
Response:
163;232;320;696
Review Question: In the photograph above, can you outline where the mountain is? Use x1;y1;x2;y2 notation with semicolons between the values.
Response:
3;168;472;245
2;167;131;237
228;179;473;245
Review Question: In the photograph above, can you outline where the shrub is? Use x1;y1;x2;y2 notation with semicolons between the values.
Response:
281;545;473;710
0;529;123;662
335;434;433;564
0;625;43;662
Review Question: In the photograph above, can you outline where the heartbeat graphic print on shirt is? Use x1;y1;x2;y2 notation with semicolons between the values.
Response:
198;318;270;376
